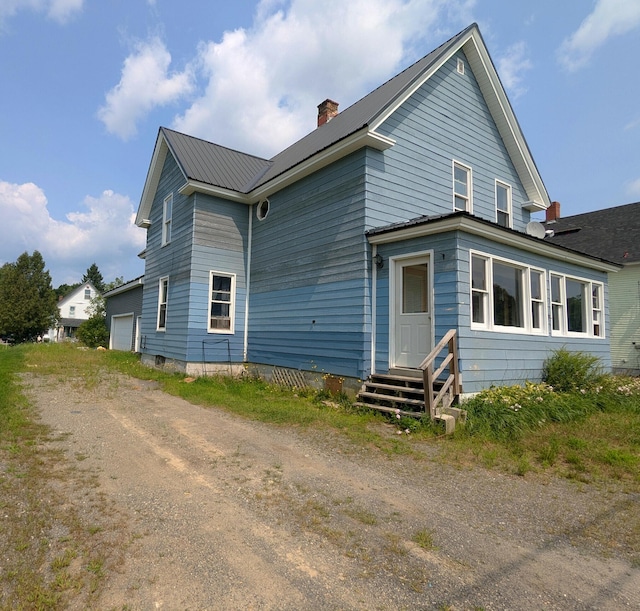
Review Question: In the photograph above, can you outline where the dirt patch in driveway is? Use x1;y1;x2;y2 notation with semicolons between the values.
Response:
20;370;640;610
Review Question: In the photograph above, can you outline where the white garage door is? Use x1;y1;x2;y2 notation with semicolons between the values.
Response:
111;314;134;351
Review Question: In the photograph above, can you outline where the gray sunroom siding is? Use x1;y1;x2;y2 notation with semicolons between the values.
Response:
367;52;530;231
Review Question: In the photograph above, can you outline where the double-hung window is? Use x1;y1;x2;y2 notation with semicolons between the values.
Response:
496;181;511;228
209;272;235;333
471;252;546;334
162;193;173;246
453;161;472;212
157;276;168;331
550;273;604;337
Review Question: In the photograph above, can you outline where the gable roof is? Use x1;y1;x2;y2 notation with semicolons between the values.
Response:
57;281;99;307
545;201;640;265
137;23;549;226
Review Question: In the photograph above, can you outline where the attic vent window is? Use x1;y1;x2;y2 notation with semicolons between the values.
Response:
457;58;465;74
257;199;270;221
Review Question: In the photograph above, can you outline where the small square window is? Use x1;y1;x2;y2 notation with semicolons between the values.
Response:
457;58;465;74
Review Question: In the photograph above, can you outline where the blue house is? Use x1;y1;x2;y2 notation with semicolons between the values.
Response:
135;24;618;399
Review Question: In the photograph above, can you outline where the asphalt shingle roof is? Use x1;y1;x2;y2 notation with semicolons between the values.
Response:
545;201;640;265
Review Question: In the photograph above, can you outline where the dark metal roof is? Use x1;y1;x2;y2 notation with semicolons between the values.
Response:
545;201;640;265
367;211;622;269
253;25;476;189
161;127;271;192
158;24;477;195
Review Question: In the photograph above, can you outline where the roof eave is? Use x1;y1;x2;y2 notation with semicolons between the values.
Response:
179;181;251;204
249;128;395;201
367;215;620;273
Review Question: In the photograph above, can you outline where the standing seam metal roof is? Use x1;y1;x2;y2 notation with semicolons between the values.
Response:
158;24;478;195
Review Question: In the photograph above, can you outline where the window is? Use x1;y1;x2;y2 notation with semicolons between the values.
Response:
69;306;75;316
471;252;546;334
84;287;91;299
453;162;472;212
208;272;235;333
256;199;270;221
162;193;173;246
496;181;511;227
157;277;168;331
550;273;604;337
456;58;465;74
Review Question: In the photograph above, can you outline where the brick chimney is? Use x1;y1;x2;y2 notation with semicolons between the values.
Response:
546;201;561;222
317;99;339;126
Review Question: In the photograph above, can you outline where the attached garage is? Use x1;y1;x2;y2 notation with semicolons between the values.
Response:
104;276;144;352
110;314;134;351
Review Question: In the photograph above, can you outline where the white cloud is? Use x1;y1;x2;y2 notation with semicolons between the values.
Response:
626;178;640;200
99;0;472;156
0;180;145;285
496;41;532;100
558;0;640;71
98;37;194;140
0;0;83;25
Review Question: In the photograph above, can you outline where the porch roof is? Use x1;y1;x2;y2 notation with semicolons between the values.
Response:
366;211;621;273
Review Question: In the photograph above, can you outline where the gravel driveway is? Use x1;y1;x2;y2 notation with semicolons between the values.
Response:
24;370;639;610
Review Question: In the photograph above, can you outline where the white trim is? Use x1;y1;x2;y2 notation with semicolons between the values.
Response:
135;315;142;352
453;160;472;213
470;250;547;335
366;215;621;273
495;179;512;228
250;130;395;202
157;276;168;331
109;312;135;351
389;250;434;369
549;272;605;339
208;271;236;334
162;193;173;246
371;245;378;375
244;207;252;360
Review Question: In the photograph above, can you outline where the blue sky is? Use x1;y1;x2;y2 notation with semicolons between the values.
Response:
1;0;639;287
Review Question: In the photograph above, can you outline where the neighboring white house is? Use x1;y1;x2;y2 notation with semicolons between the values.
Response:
49;282;100;341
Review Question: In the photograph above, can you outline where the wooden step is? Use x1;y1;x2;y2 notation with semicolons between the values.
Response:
357;391;425;407
363;382;425;395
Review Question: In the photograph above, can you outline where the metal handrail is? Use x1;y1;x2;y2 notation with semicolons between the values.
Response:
419;329;460;419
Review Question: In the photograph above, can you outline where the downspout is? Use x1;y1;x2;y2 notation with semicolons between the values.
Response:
243;205;253;362
370;244;378;375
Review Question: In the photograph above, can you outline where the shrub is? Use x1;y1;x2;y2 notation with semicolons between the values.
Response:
542;348;603;393
76;316;109;348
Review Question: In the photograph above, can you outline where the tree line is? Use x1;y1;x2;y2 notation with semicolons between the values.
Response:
0;251;119;347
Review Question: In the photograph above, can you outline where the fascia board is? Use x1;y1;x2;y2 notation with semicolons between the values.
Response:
136;133;174;226
248;129;395;202
367;216;620;273
179;181;251;204
103;277;144;298
369;34;472;132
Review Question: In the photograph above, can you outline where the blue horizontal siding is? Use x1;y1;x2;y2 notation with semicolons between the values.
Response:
373;229;612;393
367;51;530;232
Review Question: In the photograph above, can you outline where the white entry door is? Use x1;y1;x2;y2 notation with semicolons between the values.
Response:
393;256;432;369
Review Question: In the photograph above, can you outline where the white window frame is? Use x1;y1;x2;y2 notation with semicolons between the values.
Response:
69;305;76;316
453;161;472;213
495;180;512;228
162;193;173;246
470;251;547;335
208;271;236;334
550;273;605;338
157;276;168;331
